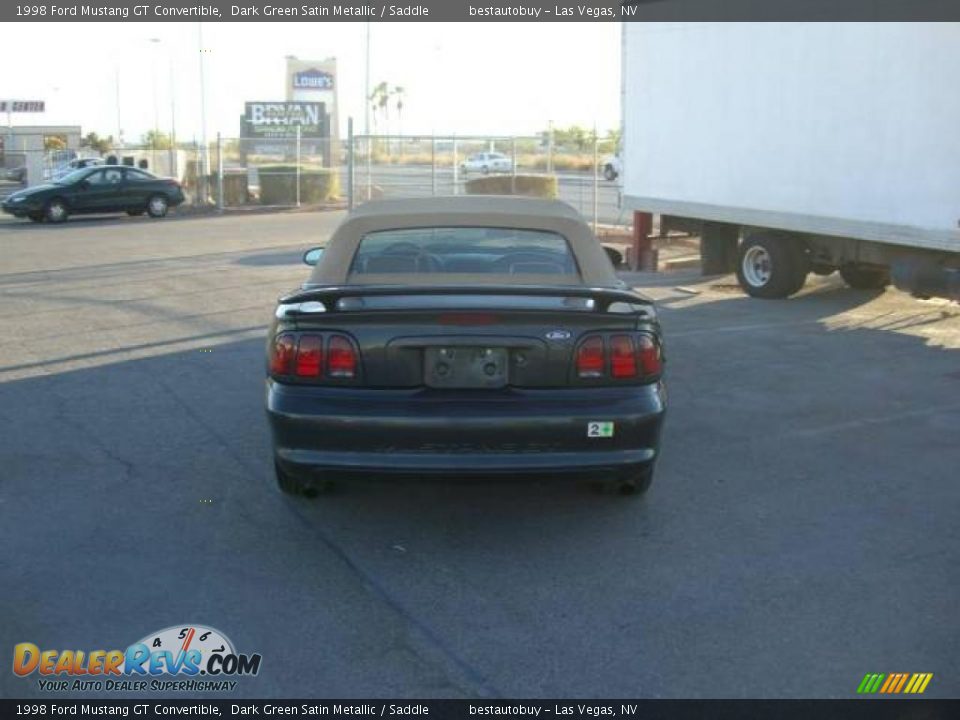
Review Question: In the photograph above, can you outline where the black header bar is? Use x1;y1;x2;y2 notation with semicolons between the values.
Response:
2;700;959;720
2;0;959;22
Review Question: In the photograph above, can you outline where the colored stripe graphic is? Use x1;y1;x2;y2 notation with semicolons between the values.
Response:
858;674;884;694
858;672;933;694
882;673;902;694
905;673;934;694
893;673;910;693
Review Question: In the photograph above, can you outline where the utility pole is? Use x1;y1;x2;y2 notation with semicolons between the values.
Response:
592;123;599;233
169;51;177;175
364;22;371;135
115;68;122;147
150;38;160;170
197;22;209;202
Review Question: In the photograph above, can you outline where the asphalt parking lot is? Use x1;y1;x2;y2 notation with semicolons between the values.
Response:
1;211;958;699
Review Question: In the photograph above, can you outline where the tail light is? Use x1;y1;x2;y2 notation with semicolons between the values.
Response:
638;335;662;376
327;335;357;378
269;332;358;382
270;333;296;375
575;333;662;382
610;335;637;378
576;336;605;378
295;335;323;377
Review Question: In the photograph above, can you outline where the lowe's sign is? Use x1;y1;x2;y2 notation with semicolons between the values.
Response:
292;68;334;90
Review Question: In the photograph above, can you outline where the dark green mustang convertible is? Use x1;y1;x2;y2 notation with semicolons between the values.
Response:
2;165;185;223
266;196;667;498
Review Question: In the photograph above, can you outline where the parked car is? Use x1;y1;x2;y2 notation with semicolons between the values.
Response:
5;166;27;183
460;152;513;175
602;154;621;182
2;166;185;223
265;196;666;497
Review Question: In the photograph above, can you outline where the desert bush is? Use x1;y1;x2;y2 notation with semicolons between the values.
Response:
464;174;558;199
208;171;249;205
258;165;339;204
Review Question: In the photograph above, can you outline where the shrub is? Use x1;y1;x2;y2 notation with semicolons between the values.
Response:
209;171;249;205
464;174;558;199
258;165;339;205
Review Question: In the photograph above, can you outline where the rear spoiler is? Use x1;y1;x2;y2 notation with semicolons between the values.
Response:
278;284;655;317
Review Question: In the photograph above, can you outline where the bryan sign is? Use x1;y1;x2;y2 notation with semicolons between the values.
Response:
242;102;329;139
247;102;323;127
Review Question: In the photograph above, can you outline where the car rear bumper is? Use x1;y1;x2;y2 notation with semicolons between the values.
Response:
267;381;666;478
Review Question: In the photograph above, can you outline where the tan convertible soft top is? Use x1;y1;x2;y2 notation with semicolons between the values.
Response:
309;196;621;288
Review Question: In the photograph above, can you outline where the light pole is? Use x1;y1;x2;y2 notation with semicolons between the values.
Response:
197;22;209;202
364;22;371;136
115;67;122;148
150;37;177;175
364;23;372;199
150;38;161;170
170;53;177;174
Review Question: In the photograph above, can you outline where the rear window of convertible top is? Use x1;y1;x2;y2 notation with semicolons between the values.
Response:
348;227;579;279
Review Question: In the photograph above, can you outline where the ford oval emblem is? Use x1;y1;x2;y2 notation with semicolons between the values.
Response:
545;330;572;341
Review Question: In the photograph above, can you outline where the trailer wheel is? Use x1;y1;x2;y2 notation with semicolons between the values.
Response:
736;232;809;299
839;263;890;290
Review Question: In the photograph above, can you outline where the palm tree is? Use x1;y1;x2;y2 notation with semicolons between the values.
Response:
368;81;391;152
370;82;389;130
393;85;405;139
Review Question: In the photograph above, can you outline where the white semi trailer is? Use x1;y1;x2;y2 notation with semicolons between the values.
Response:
621;22;960;300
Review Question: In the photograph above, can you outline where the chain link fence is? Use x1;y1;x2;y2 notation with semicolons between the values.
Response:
2;128;629;229
345;131;627;228
211;134;339;209
0;132;84;198
0;132;212;203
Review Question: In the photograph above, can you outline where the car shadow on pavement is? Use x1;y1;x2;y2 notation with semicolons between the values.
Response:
234;249;310;267
0;211;202;232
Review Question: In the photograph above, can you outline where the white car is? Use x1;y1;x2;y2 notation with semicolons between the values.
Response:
48;156;104;182
460;152;512;175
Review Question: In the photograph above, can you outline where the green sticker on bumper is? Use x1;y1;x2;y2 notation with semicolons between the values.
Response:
587;421;614;438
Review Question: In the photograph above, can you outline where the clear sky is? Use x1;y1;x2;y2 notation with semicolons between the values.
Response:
1;22;622;143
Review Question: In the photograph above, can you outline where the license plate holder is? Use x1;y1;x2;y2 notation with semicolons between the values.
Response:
424;347;508;389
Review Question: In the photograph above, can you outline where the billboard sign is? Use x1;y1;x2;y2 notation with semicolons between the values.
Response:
286;58;338;148
241;102;329;139
0;100;45;113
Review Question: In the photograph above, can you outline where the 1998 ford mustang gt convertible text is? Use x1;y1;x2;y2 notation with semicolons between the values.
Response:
265;196;666;496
